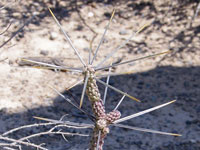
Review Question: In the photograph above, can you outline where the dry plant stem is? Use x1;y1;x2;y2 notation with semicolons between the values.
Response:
1;124;88;150
1;145;19;150
33;116;94;128
17;130;87;142
0;0;20;11
0;15;35;50
20;58;82;73
83;65;121;150
3;123;55;136
0;22;12;35
0;136;48;150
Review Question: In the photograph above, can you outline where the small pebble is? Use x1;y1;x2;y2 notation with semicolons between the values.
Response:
190;139;196;143
88;12;94;17
76;25;83;31
12;12;21;18
49;32;57;40
119;29;128;35
40;50;49;56
33;11;39;16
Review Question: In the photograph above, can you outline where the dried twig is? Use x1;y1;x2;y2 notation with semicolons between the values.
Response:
0;136;48;150
3;122;55;136
0;22;12;35
17;128;88;142
0;15;35;50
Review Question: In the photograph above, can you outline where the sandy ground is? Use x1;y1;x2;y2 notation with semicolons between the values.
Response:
0;0;200;150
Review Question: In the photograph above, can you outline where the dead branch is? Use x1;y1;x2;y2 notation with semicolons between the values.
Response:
0;136;48;150
0;22;12;35
0;15;35;50
3;122;55;136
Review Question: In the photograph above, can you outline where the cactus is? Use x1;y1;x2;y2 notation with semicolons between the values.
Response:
0;7;181;150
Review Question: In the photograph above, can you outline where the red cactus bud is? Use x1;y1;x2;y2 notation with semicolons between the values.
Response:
106;110;121;123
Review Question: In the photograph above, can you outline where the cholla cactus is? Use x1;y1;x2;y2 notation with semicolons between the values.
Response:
0;7;181;150
83;65;121;150
48;8;181;150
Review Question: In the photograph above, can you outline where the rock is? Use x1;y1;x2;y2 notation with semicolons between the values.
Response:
76;25;83;31
119;29;128;35
33;11;39;16
49;32;57;40
12;12;21;18
190;139;197;143
88;12;94;17
40;50;49;56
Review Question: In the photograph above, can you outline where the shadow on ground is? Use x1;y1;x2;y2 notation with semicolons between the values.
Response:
0;65;199;150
